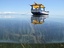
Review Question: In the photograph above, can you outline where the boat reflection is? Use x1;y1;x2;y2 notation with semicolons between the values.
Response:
31;15;48;24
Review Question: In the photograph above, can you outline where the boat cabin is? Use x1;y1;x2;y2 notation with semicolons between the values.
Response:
30;3;45;12
30;3;49;15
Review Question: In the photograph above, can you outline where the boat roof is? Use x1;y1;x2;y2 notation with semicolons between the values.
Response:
30;2;45;8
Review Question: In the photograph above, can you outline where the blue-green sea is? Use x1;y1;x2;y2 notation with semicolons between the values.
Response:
0;14;64;44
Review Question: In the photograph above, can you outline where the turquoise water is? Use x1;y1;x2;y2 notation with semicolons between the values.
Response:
0;14;64;44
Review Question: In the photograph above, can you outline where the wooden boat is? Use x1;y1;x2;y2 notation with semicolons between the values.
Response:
30;3;49;15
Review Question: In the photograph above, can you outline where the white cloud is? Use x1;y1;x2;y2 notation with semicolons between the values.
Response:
0;12;31;15
0;12;27;14
0;12;17;14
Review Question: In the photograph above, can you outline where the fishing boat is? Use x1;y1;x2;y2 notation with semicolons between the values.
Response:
30;3;49;15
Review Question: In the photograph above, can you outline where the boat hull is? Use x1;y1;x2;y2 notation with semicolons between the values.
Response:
32;12;49;15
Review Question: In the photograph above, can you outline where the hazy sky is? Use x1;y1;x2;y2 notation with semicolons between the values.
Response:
0;0;64;15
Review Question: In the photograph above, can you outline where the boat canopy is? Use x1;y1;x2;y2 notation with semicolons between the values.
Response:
31;3;45;8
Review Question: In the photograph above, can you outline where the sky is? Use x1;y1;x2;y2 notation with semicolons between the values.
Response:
0;0;64;15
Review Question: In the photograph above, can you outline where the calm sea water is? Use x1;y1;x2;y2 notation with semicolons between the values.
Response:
0;14;64;44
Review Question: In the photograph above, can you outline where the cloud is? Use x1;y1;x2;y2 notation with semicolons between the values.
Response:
0;12;27;14
0;12;32;15
0;12;17;14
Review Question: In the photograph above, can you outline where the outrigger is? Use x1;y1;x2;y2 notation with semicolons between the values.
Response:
30;2;49;15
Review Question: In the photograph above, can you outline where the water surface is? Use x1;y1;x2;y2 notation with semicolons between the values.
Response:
0;14;64;44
